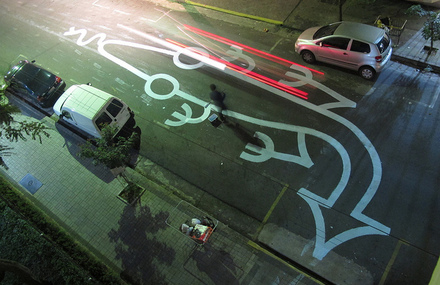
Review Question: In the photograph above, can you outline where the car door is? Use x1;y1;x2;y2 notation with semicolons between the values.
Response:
347;39;372;70
94;99;129;134
105;99;126;125
316;37;351;68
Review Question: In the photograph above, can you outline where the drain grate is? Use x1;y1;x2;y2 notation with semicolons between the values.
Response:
19;173;43;194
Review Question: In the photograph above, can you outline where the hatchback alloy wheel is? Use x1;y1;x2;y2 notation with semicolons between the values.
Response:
359;66;375;80
301;50;316;64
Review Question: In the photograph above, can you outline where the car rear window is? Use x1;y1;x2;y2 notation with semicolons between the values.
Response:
350;40;371;53
376;33;390;54
313;23;341;39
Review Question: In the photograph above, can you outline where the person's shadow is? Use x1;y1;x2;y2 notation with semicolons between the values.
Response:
223;118;263;147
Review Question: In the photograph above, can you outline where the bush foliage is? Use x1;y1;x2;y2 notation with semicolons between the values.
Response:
0;176;123;284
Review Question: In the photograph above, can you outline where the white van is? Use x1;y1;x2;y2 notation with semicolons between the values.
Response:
53;84;133;138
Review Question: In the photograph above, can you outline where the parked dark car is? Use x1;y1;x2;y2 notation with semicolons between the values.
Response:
4;60;64;107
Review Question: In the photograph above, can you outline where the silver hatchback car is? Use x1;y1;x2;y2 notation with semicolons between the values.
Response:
295;21;392;80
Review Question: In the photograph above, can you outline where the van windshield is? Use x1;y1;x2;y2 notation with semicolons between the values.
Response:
107;99;123;117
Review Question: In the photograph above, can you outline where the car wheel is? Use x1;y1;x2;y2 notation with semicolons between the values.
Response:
359;66;375;80
301;50;316;64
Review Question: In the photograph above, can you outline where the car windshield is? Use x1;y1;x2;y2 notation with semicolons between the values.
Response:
376;33;390;54
313;23;341;39
15;64;55;97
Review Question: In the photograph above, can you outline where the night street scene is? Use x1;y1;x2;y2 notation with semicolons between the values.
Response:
0;0;439;284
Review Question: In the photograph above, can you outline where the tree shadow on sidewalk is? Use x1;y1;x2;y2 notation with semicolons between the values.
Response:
108;203;175;285
186;243;240;285
55;123;116;183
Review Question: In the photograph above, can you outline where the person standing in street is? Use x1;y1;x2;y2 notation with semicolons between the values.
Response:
209;84;226;121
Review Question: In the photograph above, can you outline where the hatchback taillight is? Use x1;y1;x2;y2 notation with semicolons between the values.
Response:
375;55;383;62
55;76;61;83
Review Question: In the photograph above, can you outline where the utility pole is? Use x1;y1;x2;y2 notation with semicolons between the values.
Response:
339;0;347;21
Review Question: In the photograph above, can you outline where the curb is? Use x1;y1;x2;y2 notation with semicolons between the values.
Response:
391;54;440;73
183;0;284;25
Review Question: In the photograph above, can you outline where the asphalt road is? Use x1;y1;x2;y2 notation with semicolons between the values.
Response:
1;0;439;284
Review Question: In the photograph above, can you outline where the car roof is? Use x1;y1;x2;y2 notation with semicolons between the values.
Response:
7;61;56;97
61;84;114;120
334;21;384;43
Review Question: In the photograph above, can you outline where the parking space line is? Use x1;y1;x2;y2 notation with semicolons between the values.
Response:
269;38;283;53
429;257;440;285
429;82;440;108
247;240;325;285
253;184;288;239
379;239;409;285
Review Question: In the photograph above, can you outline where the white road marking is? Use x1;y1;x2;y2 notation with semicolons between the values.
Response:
429;85;440;108
64;26;390;260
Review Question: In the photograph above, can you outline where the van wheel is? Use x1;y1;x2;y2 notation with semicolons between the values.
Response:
301;50;316;64
359;66;375;80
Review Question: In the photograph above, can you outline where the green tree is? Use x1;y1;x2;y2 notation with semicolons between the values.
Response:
78;124;138;170
0;83;50;168
407;4;440;54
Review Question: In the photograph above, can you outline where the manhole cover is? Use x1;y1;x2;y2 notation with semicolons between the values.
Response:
19;173;43;194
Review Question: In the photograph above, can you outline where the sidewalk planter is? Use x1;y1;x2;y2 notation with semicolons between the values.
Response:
117;182;145;205
424;46;438;53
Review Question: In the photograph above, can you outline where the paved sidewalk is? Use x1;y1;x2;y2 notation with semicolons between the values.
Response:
0;113;323;284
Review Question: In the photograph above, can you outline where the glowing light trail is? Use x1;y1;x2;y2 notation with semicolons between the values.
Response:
184;24;324;75
166;38;309;99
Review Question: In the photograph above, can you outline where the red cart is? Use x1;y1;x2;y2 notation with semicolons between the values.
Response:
166;200;218;245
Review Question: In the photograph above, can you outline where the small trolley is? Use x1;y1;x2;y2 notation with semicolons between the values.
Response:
374;15;407;46
166;200;218;245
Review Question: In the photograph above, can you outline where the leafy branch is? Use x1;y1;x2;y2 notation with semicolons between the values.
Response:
407;4;440;54
78;124;138;169
0;86;51;168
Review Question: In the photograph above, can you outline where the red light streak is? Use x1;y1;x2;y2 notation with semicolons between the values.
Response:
166;38;308;99
184;25;324;75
